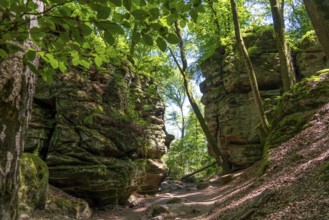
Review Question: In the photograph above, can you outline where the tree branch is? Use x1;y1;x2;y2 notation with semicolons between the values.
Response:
174;21;188;72
169;47;184;74
20;0;75;18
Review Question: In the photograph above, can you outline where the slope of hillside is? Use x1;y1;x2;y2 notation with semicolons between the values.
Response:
205;101;329;220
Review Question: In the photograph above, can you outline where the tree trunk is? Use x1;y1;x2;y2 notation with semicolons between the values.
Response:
304;0;329;58
269;0;295;91
170;21;231;174
229;0;269;134
0;1;42;218
0;50;36;220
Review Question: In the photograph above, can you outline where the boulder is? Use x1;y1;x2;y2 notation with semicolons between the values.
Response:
138;159;168;194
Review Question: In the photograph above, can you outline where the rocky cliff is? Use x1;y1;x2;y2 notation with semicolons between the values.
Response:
25;63;172;206
200;29;328;170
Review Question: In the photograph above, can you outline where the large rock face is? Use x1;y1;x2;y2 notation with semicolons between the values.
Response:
200;29;328;171
26;64;171;205
200;29;282;170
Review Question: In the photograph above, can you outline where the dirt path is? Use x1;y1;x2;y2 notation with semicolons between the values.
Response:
92;180;227;220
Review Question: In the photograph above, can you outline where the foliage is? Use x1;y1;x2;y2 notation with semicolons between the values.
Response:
0;0;201;82
164;108;219;181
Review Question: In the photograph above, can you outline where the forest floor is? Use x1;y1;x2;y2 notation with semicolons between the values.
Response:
92;102;329;220
30;103;329;220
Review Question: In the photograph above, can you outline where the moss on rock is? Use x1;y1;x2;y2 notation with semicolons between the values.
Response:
19;153;49;214
266;69;329;149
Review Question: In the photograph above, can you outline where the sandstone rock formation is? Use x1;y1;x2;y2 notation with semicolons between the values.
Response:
200;28;282;170
296;31;328;79
26;64;171;205
200;28;328;170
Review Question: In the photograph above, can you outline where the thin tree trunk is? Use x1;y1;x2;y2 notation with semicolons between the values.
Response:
269;0;295;91
169;21;231;174
304;0;329;58
229;0;269;134
179;104;185;139
181;161;217;180
280;0;285;26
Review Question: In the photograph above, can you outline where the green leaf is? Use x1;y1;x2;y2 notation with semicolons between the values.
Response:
142;34;153;46
175;1;186;12
79;59;91;69
26;61;38;73
80;23;92;36
24;50;36;61
97;7;111;19
106;47;119;58
104;31;115;45
150;22;162;31
95;56;103;67
59;61;67;73
112;12;124;22
82;42;91;49
27;1;38;11
30;27;45;41
123;0;132;11
156;37;167;52
197;4;205;13
0;49;8;58
41;66;55;84
149;8;160;20
45;53;59;69
100;54;110;62
109;0;122;6
179;20;187;28
158;26;169;36
111;57;121;66
166;14;176;25
190;9;198;22
95;47;106;55
139;0;147;6
59;6;72;16
98;22;124;35
165;33;180;44
131;32;141;42
131;9;148;20
71;29;83;44
72;57;79;66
